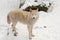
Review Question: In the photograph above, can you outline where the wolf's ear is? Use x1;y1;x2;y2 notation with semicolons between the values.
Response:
36;8;38;11
30;8;32;12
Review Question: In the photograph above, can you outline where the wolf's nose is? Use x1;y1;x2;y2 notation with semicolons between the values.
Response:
33;17;35;19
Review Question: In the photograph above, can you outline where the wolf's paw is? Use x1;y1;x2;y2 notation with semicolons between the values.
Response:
12;29;15;31
14;33;17;36
14;32;18;36
32;34;35;37
29;37;32;40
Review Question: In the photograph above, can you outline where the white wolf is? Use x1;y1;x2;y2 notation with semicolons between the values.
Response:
7;9;39;40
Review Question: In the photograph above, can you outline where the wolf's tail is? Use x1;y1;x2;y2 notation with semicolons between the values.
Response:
7;15;11;24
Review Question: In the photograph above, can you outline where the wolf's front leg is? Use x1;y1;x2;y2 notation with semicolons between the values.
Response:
27;25;34;40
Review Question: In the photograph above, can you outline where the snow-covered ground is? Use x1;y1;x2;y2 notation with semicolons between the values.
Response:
0;0;60;40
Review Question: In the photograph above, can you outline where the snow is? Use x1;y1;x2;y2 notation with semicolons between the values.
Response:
0;0;60;40
20;0;39;10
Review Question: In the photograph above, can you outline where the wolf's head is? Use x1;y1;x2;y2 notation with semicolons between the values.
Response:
29;9;39;20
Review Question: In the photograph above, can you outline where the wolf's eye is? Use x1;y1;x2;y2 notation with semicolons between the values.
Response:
32;14;33;15
32;14;34;15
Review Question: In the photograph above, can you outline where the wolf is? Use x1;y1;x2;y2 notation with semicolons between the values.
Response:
7;9;39;40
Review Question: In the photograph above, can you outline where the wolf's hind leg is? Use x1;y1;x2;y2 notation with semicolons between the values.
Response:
12;21;18;36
